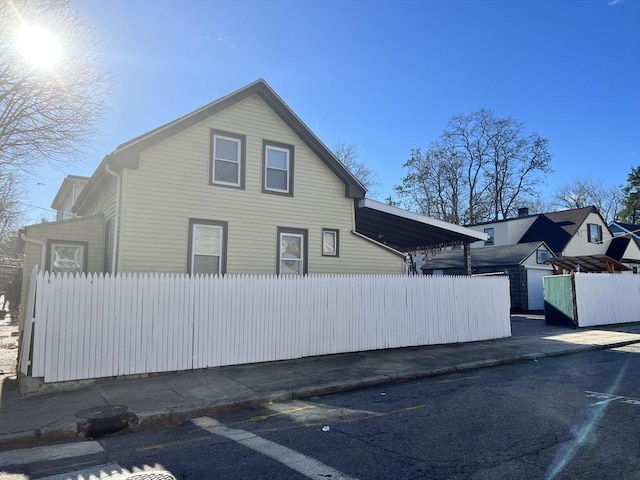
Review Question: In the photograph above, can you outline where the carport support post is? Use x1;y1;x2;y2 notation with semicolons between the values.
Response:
463;241;472;275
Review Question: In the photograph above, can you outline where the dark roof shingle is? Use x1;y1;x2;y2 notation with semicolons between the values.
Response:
421;242;548;271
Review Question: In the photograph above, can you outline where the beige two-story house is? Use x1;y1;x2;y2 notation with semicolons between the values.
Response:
20;79;487;325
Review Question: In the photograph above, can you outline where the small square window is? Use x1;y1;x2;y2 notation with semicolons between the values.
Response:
263;141;294;195
322;229;339;256
536;249;551;264
47;241;87;275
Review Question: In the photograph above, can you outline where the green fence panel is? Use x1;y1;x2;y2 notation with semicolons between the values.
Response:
543;275;576;327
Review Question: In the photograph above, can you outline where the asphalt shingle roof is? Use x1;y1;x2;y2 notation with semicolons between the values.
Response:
518;206;598;255
421;242;547;271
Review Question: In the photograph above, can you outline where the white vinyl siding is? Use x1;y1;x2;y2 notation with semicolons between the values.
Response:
116;94;404;274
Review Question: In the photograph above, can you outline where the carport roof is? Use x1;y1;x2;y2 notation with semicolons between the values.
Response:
548;255;630;274
355;199;487;251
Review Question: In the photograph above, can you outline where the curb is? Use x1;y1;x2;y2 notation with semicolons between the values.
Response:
1;338;639;451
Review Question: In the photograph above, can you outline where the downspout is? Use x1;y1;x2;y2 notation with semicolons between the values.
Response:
20;233;46;272
104;164;121;274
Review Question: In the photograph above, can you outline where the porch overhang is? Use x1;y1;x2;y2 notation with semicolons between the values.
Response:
549;255;630;274
355;199;487;251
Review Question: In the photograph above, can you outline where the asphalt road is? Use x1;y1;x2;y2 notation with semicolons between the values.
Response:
4;344;640;480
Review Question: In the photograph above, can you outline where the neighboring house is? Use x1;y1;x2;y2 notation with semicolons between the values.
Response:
20;79;486;327
608;222;640;274
50;175;90;221
421;242;554;312
422;206;640;311
610;222;640;247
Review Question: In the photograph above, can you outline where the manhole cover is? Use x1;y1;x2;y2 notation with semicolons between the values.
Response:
125;473;177;480
76;405;133;437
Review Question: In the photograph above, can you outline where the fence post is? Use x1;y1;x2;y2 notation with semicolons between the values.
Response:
18;266;39;375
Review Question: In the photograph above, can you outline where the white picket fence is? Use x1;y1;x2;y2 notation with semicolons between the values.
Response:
574;273;640;327
20;271;511;383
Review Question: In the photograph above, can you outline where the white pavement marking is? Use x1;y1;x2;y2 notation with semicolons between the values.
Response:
0;441;104;468
193;416;359;480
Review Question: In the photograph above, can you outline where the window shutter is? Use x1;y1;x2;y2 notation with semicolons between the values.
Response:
587;224;592;243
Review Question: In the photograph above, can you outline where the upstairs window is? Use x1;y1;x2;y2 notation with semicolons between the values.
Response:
211;130;245;188
188;219;227;275
264;141;294;195
484;227;494;246
587;223;602;244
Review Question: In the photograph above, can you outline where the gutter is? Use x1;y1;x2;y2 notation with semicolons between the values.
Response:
104;164;121;274
20;233;45;272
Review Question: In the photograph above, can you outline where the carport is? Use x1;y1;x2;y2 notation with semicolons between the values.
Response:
355;199;487;274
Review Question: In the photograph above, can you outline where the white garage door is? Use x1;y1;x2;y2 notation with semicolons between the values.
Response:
526;268;549;311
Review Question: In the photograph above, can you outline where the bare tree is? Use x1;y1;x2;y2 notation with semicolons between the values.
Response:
397;109;552;224
553;178;622;223
332;141;380;197
0;0;108;224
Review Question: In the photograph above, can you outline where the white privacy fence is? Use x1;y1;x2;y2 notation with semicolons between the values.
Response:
21;272;511;383
574;273;640;327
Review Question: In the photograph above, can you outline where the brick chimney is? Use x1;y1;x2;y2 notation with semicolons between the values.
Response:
518;207;529;217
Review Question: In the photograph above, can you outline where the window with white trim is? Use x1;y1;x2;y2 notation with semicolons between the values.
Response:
48;241;86;275
278;228;307;275
322;228;339;256
264;141;293;194
211;131;244;187
189;220;226;275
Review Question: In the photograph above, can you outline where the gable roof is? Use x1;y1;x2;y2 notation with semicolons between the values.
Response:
74;79;365;214
610;222;640;248
606;236;630;262
518;206;599;255
421;241;550;271
51;175;90;210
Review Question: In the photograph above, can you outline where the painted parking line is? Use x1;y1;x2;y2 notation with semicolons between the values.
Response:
586;391;640;407
193;416;359;480
0;441;104;468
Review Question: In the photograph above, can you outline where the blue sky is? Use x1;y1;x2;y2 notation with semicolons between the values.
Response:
24;0;640;223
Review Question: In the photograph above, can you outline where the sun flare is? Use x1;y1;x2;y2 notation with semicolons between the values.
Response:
16;26;61;69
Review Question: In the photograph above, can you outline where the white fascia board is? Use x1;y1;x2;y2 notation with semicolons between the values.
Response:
611;222;640;239
350;230;408;258
358;199;488;242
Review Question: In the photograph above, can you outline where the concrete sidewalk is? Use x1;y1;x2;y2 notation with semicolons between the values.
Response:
1;317;640;449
